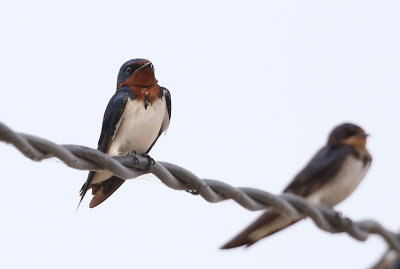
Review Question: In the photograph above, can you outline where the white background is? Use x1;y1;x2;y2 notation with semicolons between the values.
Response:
0;1;399;268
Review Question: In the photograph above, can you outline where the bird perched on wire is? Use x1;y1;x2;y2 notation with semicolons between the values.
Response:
371;232;400;269
221;123;371;249
78;59;171;208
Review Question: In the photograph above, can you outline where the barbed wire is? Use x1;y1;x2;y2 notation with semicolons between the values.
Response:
0;121;399;254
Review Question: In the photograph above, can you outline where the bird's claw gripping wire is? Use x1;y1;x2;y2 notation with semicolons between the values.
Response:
128;151;139;166
332;211;353;228
141;153;155;170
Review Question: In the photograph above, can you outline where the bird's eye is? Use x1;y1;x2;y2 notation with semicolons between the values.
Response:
125;67;133;74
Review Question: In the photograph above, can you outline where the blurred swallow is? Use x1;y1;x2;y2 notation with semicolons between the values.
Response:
78;58;171;208
371;233;400;269
221;123;372;249
372;250;400;269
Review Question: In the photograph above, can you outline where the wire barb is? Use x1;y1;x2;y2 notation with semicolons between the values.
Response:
0;120;399;254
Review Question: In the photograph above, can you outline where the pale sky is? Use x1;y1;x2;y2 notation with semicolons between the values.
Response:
0;1;399;268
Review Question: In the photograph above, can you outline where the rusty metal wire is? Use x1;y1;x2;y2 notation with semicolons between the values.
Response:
0;120;399;253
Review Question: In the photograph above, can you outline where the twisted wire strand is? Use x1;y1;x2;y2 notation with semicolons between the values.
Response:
0;121;399;253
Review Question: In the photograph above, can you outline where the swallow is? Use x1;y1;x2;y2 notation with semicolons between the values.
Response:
372;249;400;269
78;58;171;208
221;123;371;249
371;233;400;269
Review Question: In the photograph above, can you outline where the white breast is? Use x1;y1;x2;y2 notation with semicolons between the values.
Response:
307;155;370;207
92;97;167;184
108;97;167;155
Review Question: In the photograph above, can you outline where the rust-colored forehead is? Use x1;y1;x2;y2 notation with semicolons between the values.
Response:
342;136;367;148
328;123;365;144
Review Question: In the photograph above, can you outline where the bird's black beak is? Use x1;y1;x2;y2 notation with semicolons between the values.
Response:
355;132;369;138
128;61;157;87
136;62;154;72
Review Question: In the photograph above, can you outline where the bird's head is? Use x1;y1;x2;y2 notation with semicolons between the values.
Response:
328;123;369;148
117;58;158;89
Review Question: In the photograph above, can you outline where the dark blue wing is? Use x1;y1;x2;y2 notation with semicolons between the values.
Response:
145;87;171;153
284;144;355;197
97;90;129;152
78;90;129;205
163;87;171;121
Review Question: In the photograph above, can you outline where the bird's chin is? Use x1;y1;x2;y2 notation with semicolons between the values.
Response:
121;69;158;88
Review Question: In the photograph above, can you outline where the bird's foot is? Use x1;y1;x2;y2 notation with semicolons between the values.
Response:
140;153;155;170
333;211;343;226
333;211;352;227
127;151;139;166
343;216;353;226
